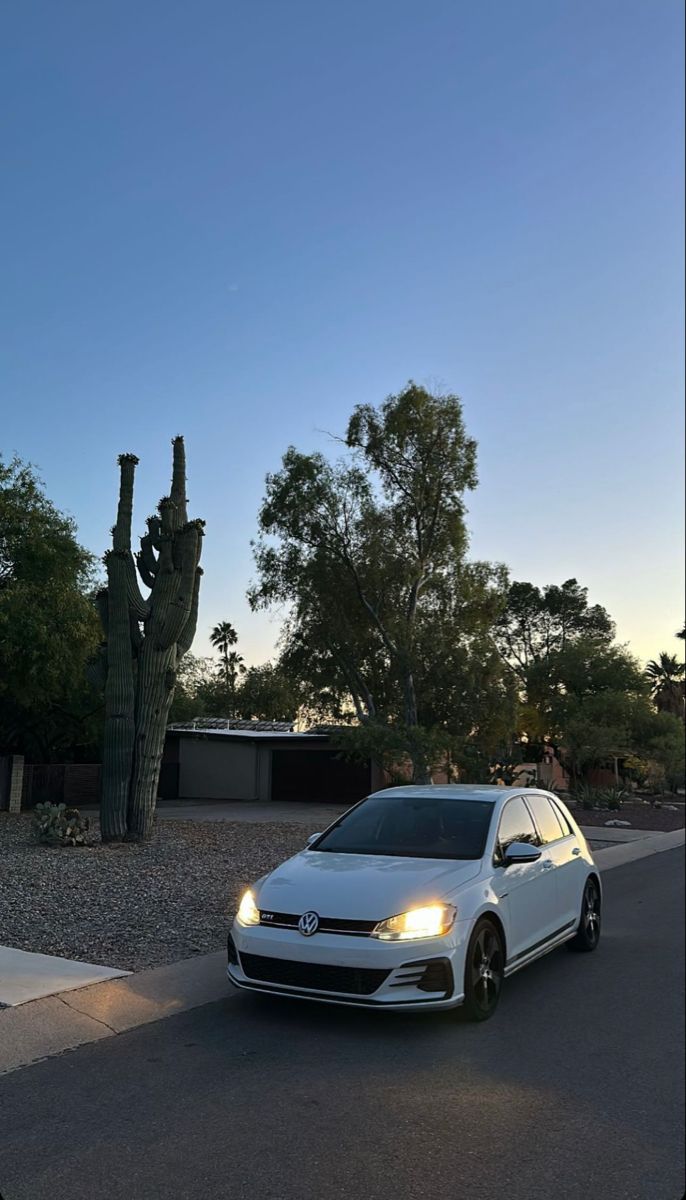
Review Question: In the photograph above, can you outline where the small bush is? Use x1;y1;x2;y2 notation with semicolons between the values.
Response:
32;802;91;847
598;786;627;812
572;784;627;812
572;784;599;811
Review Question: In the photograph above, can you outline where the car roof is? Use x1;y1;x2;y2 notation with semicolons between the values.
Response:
367;784;551;805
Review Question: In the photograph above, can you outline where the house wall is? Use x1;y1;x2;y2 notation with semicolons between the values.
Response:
178;738;259;800
172;734;371;803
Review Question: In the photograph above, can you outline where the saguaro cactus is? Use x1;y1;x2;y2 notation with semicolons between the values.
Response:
99;438;203;841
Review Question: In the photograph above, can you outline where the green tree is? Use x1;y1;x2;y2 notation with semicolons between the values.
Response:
235;663;301;722
496;578;614;686
559;691;635;783
645;653;685;718
168;654;218;723
251;382;507;779
0;456;102;759
494;578;646;744
630;703;685;794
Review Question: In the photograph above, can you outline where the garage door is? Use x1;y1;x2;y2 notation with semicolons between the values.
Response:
271;749;370;804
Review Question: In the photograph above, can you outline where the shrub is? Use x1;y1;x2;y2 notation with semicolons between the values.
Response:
572;783;599;811
572;784;627;812
597;786;627;812
32;802;91;847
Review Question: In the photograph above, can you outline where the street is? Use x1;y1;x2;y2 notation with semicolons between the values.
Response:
0;848;683;1200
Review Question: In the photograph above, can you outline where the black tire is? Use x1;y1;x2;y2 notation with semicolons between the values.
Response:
567;877;601;952
461;918;505;1022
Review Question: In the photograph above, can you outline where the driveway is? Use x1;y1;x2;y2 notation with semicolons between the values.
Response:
0;848;683;1200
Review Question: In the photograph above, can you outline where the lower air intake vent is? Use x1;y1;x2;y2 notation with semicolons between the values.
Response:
239;953;389;996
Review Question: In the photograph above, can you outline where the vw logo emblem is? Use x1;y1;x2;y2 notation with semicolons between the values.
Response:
298;911;320;937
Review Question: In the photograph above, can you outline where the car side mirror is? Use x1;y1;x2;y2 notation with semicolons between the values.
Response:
306;832;322;847
503;841;542;866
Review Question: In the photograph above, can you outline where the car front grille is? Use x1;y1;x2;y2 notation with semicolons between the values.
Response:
239;952;390;996
258;910;378;936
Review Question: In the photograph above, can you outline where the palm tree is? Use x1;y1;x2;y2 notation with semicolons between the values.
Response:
210;622;238;690
677;623;685;641
646;653;686;718
225;651;246;717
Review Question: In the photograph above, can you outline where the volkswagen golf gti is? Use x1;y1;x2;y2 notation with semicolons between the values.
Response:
227;785;601;1021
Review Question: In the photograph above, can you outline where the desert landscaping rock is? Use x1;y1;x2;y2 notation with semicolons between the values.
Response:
566;801;684;832
0;814;310;972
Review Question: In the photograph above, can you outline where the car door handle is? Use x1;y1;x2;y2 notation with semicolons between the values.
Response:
541;859;555;870
572;848;581;856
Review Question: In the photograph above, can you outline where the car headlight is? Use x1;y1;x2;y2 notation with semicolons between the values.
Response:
236;889;261;927
371;903;456;941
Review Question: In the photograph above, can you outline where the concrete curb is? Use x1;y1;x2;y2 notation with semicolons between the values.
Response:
1;830;683;1077
0;951;233;1077
593;827;685;870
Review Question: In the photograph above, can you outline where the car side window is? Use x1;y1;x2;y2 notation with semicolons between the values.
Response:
550;798;573;836
526;794;566;845
495;797;539;864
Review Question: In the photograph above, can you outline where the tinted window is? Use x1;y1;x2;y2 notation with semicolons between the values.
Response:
526;794;566;844
496;797;538;859
313;795;494;860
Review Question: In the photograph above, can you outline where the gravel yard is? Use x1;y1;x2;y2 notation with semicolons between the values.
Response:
0;814;312;972
566;800;685;832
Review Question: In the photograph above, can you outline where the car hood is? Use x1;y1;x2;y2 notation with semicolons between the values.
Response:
255;851;482;921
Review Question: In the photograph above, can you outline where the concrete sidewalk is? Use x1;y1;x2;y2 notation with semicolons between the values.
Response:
0;947;129;1007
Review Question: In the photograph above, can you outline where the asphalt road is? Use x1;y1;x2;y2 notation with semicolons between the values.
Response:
0;849;683;1200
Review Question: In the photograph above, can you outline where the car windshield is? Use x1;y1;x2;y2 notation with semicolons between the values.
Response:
312;794;494;860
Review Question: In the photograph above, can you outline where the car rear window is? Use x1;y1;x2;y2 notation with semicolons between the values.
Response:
526;794;567;844
312;794;494;860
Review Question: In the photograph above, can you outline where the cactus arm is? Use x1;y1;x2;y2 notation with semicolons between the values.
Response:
95;587;109;636
125;554;150;619
138;531;158;581
157;500;176;571
135;550;156;591
146;515;163;550
159;497;175;536
113;455;139;552
177;566;203;657
170;436;188;528
157;521;204;648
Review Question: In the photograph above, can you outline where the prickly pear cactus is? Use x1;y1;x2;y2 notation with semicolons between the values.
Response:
99;438;203;841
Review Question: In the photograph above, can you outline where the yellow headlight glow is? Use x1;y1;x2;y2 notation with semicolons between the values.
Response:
236;889;261;927
372;903;456;941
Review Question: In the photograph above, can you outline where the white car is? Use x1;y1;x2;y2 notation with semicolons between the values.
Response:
227;785;601;1021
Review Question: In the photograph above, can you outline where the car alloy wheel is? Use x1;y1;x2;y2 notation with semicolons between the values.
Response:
462;919;504;1022
568;877;601;952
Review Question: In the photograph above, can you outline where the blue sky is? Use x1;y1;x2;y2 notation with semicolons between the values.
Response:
2;0;684;665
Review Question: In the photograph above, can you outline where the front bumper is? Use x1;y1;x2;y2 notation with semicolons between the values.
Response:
227;920;469;1012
